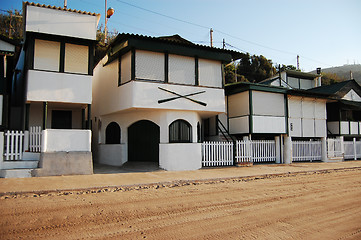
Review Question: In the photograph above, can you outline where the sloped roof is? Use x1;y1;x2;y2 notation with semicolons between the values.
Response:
308;79;361;98
105;33;243;65
23;2;100;16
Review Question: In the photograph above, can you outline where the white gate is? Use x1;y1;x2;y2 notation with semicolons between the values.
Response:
4;130;24;160
327;138;343;158
202;141;234;167
29;126;42;152
292;140;322;162
235;140;276;164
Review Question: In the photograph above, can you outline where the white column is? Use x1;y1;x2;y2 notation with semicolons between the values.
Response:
283;135;292;164
321;137;328;162
24;130;30;152
275;136;281;164
353;138;357;160
0;132;4;169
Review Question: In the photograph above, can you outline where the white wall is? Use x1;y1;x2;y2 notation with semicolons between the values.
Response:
252;91;284;116
42;129;91;152
288;96;327;137
26;5;99;40
92;109;204;167
159;143;202;171
27;70;92;104
229;116;248;134
343;89;361;102
228;91;249;117
97;144;126;166
252;116;285;133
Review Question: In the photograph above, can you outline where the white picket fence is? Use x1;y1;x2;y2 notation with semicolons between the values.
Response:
344;140;361;160
292;140;322;162
29;126;42;152
202;140;276;167
202;141;233;167
4;130;24;160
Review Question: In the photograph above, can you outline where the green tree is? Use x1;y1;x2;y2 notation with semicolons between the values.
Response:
0;9;23;41
321;72;345;85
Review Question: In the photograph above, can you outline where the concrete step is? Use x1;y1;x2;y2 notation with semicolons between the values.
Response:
1;160;39;170
22;152;40;161
0;169;34;178
327;157;344;162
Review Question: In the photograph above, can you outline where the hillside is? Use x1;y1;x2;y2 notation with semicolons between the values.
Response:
310;64;361;85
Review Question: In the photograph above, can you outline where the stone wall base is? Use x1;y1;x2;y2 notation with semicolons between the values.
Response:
33;152;93;177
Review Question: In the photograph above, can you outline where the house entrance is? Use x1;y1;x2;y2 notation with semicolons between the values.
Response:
128;120;160;163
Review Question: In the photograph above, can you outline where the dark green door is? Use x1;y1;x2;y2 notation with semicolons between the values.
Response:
128;120;160;162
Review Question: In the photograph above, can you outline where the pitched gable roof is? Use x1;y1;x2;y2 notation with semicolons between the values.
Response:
308;79;361;99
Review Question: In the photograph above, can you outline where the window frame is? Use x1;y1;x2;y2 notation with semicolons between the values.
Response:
169;119;192;143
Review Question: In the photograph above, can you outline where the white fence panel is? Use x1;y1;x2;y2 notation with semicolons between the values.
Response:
202;141;234;167
29;126;42;152
235;140;276;164
4;130;24;160
293;141;322;162
356;141;361;158
251;140;276;163
327;138;343;158
344;141;355;160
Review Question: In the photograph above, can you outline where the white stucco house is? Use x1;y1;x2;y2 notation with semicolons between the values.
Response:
92;33;241;171
3;2;100;177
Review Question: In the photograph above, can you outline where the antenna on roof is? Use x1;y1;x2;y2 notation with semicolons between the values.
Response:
210;28;213;47
297;55;299;70
64;0;67;8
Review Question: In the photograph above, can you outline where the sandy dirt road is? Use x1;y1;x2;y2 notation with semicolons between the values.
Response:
1;168;361;239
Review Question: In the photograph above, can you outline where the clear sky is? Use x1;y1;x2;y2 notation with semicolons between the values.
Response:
1;0;360;72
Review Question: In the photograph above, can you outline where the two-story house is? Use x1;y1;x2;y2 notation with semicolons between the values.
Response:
92;34;241;171
7;2;100;177
309;79;361;139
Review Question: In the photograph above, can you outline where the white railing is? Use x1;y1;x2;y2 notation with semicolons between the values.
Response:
356;141;361;159
202;141;233;167
292;140;322;162
29;126;42;152
4;130;24;160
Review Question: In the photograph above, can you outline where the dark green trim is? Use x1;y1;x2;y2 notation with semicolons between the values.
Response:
226;96;230;133
339;109;341;135
118;56;121;86
43;102;48;129
164;53;169;83
27;38;34;70
87;104;91;130
81;108;86;129
226;82;287;96
88;44;94;75
59;42;65;73
25;104;30;131
284;94;289;135
221;64;225;89
26;32;96;46
249;90;253;134
131;48;136;80
215;115;219;135
195;57;199;86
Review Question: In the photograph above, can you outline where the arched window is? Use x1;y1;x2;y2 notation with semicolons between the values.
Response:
169;120;192;143
105;122;121;144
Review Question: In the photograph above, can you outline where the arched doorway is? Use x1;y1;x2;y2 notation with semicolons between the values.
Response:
128;120;160;163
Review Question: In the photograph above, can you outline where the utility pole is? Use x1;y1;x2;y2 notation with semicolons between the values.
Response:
105;0;107;44
210;28;213;47
64;0;67;8
296;55;300;70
